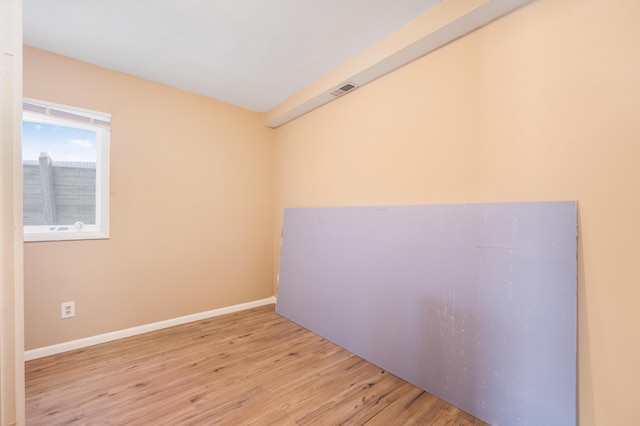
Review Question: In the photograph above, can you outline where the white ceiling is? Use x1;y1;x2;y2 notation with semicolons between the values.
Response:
23;0;442;112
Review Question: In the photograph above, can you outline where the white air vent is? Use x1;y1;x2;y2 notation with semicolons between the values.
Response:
330;82;358;97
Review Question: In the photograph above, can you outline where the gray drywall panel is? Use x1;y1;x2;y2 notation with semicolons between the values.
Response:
276;201;577;426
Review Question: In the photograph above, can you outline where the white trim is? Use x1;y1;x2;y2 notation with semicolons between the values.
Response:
23;98;111;129
24;296;277;361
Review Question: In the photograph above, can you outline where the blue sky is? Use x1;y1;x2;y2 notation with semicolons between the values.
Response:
22;121;96;162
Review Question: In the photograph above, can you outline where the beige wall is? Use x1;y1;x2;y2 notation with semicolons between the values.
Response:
273;0;640;425
23;46;274;350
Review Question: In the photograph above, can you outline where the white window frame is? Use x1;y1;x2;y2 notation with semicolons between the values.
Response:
23;98;110;242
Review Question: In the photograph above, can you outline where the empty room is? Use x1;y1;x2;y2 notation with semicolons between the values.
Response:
1;0;639;425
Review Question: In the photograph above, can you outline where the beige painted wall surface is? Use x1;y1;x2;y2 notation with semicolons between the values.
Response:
23;46;274;350
273;0;640;425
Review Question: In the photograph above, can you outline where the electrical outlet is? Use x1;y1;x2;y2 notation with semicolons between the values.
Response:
61;301;75;319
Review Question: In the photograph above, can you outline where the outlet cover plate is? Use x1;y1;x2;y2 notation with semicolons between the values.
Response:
61;301;75;319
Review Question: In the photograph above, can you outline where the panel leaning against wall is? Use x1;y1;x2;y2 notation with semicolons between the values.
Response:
277;201;577;426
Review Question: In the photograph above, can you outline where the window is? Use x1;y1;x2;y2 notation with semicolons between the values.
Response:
22;99;110;242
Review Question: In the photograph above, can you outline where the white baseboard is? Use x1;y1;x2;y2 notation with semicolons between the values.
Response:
25;296;277;361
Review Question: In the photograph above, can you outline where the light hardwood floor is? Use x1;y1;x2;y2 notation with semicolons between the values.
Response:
25;304;487;425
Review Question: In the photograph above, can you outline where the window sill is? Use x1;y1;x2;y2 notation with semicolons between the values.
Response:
24;231;109;243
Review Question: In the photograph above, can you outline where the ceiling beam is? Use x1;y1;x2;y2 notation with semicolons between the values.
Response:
264;0;536;128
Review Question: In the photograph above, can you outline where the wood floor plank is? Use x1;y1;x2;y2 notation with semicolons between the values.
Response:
25;304;487;425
